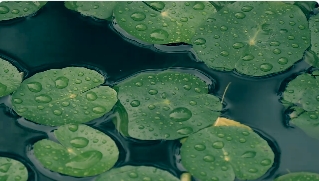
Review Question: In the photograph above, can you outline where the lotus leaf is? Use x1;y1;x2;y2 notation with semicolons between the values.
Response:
0;58;22;97
275;172;319;181
0;157;28;181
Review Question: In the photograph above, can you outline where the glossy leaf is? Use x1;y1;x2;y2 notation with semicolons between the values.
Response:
275;172;319;181
310;14;319;65
115;71;222;140
12;67;117;126
96;165;179;181
282;72;319;140
114;1;217;44
0;1;47;21
65;1;117;20
192;1;310;76
181;119;274;181
33;124;119;177
0;157;28;181
0;58;22;97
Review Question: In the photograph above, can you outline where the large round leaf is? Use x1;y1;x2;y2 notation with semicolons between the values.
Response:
181;119;274;181
192;1;310;76
0;58;22;97
310;14;319;64
114;1;217;44
12;67;117;126
282;71;319;140
96;165;179;181
0;157;28;181
65;1;117;20
33;124;119;177
275;172;319;181
115;71;222;140
0;1;47;21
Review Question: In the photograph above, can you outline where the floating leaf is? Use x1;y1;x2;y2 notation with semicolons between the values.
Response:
192;1;310;76
0;1;47;21
12;67;117;126
0;58;22;97
275;172;319;181
282;72;319;140
65;1;117;20
114;1;217;44
115;71;222;140
181;119;274;181
96;165;179;181
0;157;28;181
309;14;319;65
33;124;119;177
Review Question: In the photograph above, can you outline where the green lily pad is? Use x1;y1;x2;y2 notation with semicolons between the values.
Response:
282;72;319;140
0;58;22;97
192;1;310;76
65;1;117;20
0;157;28;181
181;121;274;181
114;71;222;140
96;165;179;181
11;67;117;126
114;1;217;44
33;124;119;177
310;14;319;64
274;172;319;181
0;1;47;21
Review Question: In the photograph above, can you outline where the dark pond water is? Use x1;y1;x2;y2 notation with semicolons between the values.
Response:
0;2;319;181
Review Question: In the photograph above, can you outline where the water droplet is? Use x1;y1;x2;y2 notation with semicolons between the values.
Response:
292;43;299;48
298;25;305;30
193;2;205;10
150;29;169;41
220;51;229;57
0;163;12;172
130;100;140;107
149;1;165;10
55;76;69;89
232;42;244;49
180;17;188;22
131;12;146;21
269;41;280;46
70;137;89;148
202;155;215;162
27;82;42;92
78;72;84;76
0;6;9;14
220;26;228;31
234;12;245;19
212;141;224;149
92;106;106;114
221;166;228;171
11;9;20;14
288;35;295;40
278;57;288;65
35;95;52;103
129;172;138;178
239;138;246;143
148;104;156;110
289;21;295;26
148;89;158;95
177;127;193;135
53;110;62;116
37;105;44;110
65;150;102;169
241;6;253;12
17;108;28;113
265;10;274;15
62;102;70;107
142;177;151;181
211;177;219;181
260;159;272;166
183;85;191;90
13;98;23;104
194;88;201;93
309;114;318;119
260;63;273;72
226;136;232;141
93;5;99;9
248;168;258;173
273;48;281;54
242;54;254;61
135;24;147;31
217;133;224;138
163;106;170;111
189;101;197;106
135;82;143;87
68;124;78;132
86;92;97;101
169;107;192;122
194;144;206;151
23;7;29;12
193;38;206;45
241;151;256;158
85;77;91;81
214;35;220;39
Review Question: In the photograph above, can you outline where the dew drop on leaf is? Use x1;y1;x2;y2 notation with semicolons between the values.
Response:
27;82;42;92
70;137;89;148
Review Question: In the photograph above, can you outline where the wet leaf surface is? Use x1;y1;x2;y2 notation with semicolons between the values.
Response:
275;172;319;181
0;157;28;181
0;58;22;97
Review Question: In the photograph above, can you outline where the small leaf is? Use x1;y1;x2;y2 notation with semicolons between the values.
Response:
114;1;217;44
275;172;319;181
65;1;117;20
0;157;28;181
282;72;319;139
115;70;222;140
0;1;47;21
192;1;310;76
309;14;319;65
181;124;274;181
0;58;22;97
12;67;117;126
96;165;179;181
33;124;119;177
